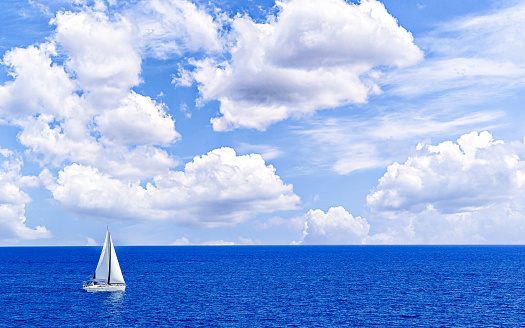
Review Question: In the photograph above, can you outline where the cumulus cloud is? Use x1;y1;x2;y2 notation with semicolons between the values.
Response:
16;111;178;180
170;237;191;245
0;43;80;119
293;131;525;245
47;147;300;227
95;91;180;147
0;204;52;243
85;237;100;246
185;0;422;130
0;8;181;181
52;10;141;107
294;206;370;245
366;131;525;244
0;151;51;242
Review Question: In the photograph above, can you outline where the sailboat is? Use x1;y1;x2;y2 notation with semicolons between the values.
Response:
83;228;126;292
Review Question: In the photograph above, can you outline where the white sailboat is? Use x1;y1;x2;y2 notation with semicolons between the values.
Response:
83;228;126;292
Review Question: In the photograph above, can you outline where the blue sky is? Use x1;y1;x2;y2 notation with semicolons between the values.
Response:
1;0;525;245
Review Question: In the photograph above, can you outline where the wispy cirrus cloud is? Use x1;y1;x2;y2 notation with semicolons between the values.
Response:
128;0;223;58
297;111;502;174
293;1;525;176
236;143;283;161
383;1;525;103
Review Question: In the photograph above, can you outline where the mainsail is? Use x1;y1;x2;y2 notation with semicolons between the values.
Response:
93;229;125;285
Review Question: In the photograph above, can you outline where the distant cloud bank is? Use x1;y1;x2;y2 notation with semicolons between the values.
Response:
298;131;525;244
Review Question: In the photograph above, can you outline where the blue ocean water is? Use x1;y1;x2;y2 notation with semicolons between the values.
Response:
1;246;525;327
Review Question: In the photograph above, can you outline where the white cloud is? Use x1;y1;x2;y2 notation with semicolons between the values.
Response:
236;143;283;161
131;0;222;58
294;206;370;245
0;152;52;242
85;237;100;246
17;113;178;180
170;237;191;245
237;237;262;245
298;111;501;175
172;65;195;87
291;131;525;245
95;91;180;147
429;3;525;64
366;131;525;244
201;240;235;246
47;147;300;227
0;11;181;181
0;204;52;243
384;57;525;100
52;10;141;107
383;2;525;103
17;114;97;167
288;1;525;178
0;43;80;119
186;0;422;130
171;236;260;245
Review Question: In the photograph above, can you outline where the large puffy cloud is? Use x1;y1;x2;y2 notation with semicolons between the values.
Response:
0;150;51;242
95;91;180;147
0;0;220;180
0;8;181;181
185;0;422;130
47;147;300;227
294;206;370;245
15;100;178;180
366;131;525;244
293;131;525;244
52;10;141;108
0;43;80;119
367;131;512;214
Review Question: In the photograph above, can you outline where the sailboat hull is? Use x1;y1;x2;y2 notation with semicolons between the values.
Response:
83;284;126;292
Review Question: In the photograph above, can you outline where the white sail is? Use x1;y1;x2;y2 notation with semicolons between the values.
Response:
93;229;125;285
93;230;110;281
108;233;125;284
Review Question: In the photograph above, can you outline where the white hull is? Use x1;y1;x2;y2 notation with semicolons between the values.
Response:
83;284;126;292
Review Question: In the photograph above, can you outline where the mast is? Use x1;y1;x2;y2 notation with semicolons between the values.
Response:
108;229;112;284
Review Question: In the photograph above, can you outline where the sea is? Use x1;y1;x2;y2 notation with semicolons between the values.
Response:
1;246;525;327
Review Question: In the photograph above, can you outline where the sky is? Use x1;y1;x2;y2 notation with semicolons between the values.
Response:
1;0;525;246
